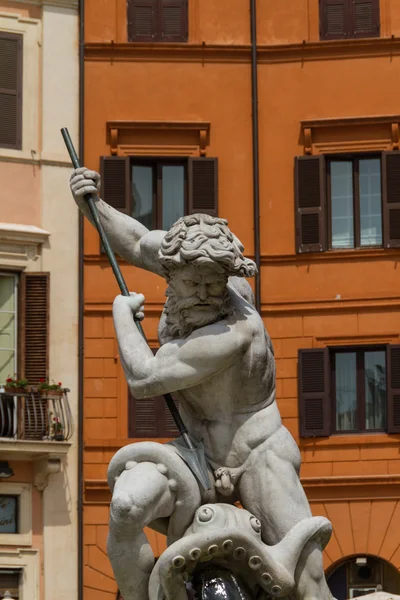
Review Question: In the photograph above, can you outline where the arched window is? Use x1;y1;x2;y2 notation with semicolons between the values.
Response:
327;555;400;600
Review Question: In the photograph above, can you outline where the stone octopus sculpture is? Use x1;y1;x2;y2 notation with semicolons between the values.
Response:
148;504;331;600
108;442;332;600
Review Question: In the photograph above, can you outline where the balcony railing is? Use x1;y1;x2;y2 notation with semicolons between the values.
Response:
0;389;73;442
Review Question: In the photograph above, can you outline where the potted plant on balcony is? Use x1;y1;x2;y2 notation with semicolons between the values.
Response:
51;414;64;441
3;375;29;394
38;379;64;398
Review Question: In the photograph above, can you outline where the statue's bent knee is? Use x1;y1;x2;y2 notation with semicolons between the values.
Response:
107;441;205;542
110;488;148;533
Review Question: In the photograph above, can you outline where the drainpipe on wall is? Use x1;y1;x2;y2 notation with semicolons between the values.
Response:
78;0;84;599
250;0;261;313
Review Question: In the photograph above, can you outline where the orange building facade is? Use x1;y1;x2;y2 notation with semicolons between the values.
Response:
82;2;400;599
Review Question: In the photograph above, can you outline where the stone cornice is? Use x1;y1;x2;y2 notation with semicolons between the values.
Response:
42;0;78;7
301;115;400;129
107;120;210;156
0;438;71;460
300;114;400;154
85;37;400;64
0;222;50;246
0;222;50;267
3;0;78;8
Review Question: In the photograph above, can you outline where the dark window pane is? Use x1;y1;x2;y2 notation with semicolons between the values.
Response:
364;350;386;430
335;352;357;431
330;161;354;248
359;158;382;246
327;562;347;600
162;165;185;230
0;495;18;533
0;569;20;598
132;165;153;229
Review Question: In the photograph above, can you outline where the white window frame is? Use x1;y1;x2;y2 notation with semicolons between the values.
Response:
0;483;32;546
0;548;39;600
349;588;378;598
0;273;18;386
0;12;41;160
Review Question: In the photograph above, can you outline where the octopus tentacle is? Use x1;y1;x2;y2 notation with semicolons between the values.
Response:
148;506;332;600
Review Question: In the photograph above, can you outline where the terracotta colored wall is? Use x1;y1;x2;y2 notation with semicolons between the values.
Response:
83;1;400;596
0;162;42;227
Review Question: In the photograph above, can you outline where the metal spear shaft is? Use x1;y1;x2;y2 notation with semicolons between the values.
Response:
61;128;197;453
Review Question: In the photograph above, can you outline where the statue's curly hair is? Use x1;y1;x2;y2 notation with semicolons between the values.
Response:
158;214;257;279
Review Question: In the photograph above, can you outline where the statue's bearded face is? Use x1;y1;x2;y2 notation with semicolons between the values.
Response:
164;264;231;338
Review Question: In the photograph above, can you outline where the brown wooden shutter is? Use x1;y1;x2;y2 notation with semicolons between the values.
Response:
382;152;400;248
387;345;400;434
128;389;159;437
298;348;331;437
100;157;131;215
128;0;158;41
352;0;379;37
320;0;349;39
128;390;180;437
188;157;218;217
19;272;49;385
295;155;327;253
0;32;22;150
160;0;188;41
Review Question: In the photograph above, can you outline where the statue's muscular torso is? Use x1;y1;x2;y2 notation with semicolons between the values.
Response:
158;282;280;468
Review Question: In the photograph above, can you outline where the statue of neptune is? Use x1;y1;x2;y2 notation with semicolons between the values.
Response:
70;167;334;600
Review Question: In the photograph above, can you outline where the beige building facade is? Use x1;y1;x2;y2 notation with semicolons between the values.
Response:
0;1;79;599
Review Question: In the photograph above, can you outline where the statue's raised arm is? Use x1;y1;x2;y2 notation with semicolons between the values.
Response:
69;167;165;276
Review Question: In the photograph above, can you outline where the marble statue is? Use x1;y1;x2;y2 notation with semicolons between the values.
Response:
70;167;335;600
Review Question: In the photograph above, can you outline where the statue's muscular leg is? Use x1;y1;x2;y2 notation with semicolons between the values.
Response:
237;425;333;600
107;462;176;600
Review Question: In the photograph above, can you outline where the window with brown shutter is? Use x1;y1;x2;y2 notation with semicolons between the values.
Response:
188;158;218;217
294;152;400;253
332;346;387;433
99;155;218;251
295;156;327;253
19;272;49;385
298;345;399;437
298;348;331;437
320;0;379;40
382;152;400;248
128;0;187;42
0;32;23;150
100;157;131;214
352;0;380;37
387;345;400;434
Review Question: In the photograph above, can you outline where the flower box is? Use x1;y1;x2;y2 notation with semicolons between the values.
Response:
4;387;27;395
39;389;64;398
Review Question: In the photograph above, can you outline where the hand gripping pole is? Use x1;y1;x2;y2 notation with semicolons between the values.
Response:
61;127;211;490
